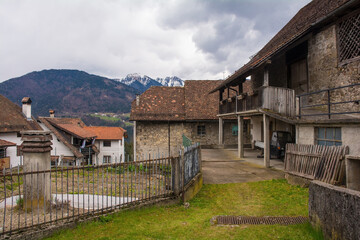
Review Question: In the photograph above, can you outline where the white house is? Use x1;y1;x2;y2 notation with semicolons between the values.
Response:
84;126;126;164
0;95;42;167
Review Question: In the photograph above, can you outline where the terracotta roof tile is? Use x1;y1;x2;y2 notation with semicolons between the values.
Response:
0;94;42;133
130;80;222;121
212;0;353;92
0;139;16;147
84;126;126;140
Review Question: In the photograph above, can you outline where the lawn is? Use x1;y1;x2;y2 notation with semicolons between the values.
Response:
46;179;322;240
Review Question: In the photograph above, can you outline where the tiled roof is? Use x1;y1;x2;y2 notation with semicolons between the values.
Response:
56;124;96;139
131;87;186;121
0;94;42;133
84;126;126;140
38;117;93;158
185;80;223;120
0;139;16;147
130;80;221;121
211;0;353;92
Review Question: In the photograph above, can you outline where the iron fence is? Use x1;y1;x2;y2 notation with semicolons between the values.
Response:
0;155;173;238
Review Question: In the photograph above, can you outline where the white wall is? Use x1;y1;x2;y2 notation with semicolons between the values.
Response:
297;124;360;156
95;138;124;164
251;116;263;143
39;123;74;157
0;132;22;167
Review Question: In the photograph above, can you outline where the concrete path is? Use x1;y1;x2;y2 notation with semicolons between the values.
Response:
201;148;284;184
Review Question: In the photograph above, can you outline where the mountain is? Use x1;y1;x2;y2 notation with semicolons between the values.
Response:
0;69;139;117
156;76;184;87
119;74;184;92
120;73;162;92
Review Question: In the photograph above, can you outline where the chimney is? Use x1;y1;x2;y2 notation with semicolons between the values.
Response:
136;94;140;106
21;97;32;120
49;109;55;118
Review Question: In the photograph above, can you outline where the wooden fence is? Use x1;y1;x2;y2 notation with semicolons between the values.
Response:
284;144;349;185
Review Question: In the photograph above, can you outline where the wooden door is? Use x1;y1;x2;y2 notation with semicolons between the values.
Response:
290;59;308;95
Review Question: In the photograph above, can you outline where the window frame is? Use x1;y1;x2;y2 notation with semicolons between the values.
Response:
197;125;206;136
315;127;342;146
336;9;360;65
103;140;111;147
103;155;111;164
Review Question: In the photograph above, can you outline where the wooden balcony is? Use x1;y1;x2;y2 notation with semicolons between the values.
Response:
219;86;296;117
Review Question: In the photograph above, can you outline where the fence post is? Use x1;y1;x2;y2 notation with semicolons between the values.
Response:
21;131;52;211
171;156;181;196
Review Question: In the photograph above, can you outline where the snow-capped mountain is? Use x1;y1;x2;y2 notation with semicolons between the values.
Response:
155;76;184;87
119;73;184;92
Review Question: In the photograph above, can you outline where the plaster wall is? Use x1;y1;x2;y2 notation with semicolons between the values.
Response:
96;139;124;164
39;123;74;158
0;132;22;166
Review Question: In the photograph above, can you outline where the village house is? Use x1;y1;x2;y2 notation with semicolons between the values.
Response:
210;0;360;166
38;111;126;165
130;80;239;158
0;95;42;167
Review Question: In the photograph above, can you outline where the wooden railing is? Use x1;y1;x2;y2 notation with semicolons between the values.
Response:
219;86;296;117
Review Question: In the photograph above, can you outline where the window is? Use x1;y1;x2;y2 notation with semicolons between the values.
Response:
338;11;360;63
0;148;6;158
103;155;111;164
197;125;206;136
232;125;238;136
103;141;111;147
316;127;342;146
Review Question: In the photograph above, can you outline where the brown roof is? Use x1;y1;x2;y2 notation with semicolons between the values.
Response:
38;117;92;158
185;80;222;120
0;139;16;147
131;86;185;121
84;126;126;140
130;80;221;121
211;0;354;92
56;124;96;139
0;94;42;133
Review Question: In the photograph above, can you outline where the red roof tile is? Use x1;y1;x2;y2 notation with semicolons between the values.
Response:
0;139;16;147
130;80;222;121
84;126;126;140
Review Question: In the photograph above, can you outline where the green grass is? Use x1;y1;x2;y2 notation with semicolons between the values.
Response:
46;179;322;240
90;114;122;122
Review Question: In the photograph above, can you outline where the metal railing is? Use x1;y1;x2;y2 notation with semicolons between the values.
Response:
0;155;172;238
297;83;360;119
0;143;202;239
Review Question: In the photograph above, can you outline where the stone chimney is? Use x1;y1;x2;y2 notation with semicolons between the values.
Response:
21;97;32;120
49;109;55;118
136;94;140;106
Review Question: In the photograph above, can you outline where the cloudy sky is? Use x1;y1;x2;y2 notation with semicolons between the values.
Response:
0;0;311;82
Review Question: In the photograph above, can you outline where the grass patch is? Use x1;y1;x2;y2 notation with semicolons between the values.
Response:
46;179;321;240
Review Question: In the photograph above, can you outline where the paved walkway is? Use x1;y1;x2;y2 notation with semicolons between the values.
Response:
201;148;285;184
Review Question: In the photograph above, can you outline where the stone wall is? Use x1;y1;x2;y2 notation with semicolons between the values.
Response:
135;121;237;157
309;180;360;240
307;24;360;113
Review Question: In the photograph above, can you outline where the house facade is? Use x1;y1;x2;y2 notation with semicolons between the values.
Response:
130;80;239;158
38;113;126;165
0;95;42;167
84;126;126;164
211;0;360;166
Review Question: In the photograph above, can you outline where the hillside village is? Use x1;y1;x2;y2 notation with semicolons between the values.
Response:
0;0;359;239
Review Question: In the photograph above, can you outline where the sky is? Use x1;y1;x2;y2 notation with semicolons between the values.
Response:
0;0;311;82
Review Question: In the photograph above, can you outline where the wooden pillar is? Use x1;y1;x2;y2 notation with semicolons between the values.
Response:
238;115;244;158
263;114;270;167
263;67;269;87
133;120;136;159
219;117;224;145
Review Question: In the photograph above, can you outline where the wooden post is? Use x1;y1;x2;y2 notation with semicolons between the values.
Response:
238;115;244;158
219;117;223;145
133;121;136;159
263;114;270;168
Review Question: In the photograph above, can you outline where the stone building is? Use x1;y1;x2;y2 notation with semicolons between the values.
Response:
211;0;360;166
130;80;238;158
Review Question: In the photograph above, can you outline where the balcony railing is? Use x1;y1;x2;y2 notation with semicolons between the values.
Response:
297;83;360;119
219;86;296;117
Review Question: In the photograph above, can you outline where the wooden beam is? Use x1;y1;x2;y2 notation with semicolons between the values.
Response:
263;114;270;167
238;115;244;158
